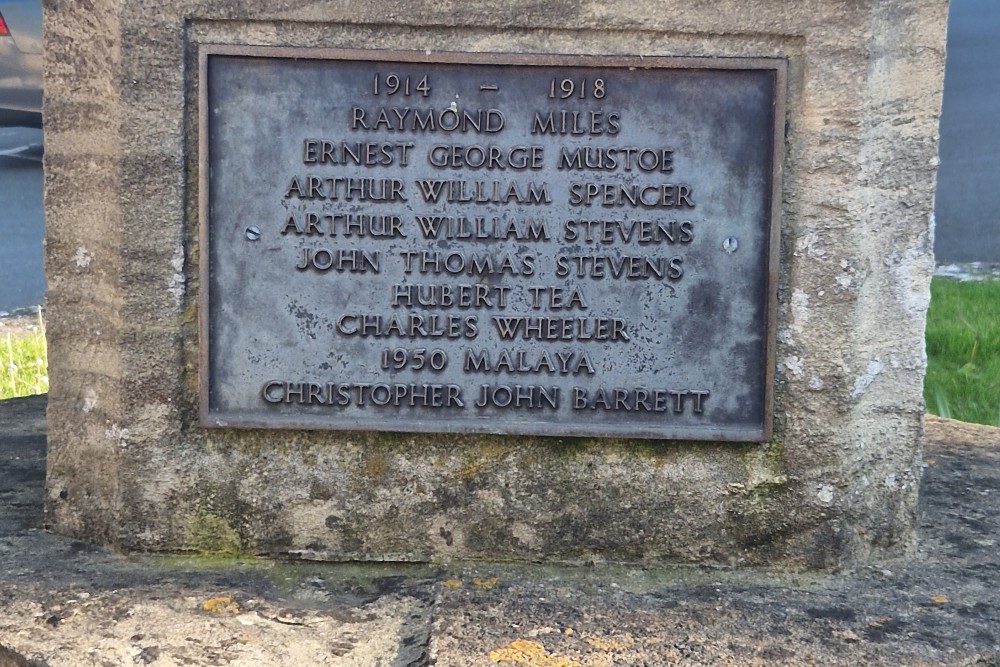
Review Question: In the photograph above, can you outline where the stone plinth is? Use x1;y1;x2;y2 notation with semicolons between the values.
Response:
44;0;947;568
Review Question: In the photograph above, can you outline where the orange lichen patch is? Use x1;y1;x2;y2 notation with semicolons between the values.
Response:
473;576;501;590
442;578;463;588
488;640;580;667
202;596;240;616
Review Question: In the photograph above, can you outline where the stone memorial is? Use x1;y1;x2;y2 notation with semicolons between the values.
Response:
44;0;947;568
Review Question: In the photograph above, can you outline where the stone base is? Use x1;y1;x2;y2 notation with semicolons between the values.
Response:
43;0;947;566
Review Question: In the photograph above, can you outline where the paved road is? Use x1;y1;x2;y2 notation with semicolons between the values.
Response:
0;127;44;315
934;0;1000;264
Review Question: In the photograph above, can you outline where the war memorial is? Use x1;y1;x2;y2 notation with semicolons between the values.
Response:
5;0;996;664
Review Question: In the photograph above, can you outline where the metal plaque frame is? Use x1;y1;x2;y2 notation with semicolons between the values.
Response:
198;46;785;441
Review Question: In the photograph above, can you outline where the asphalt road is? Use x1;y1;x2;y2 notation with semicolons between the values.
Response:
934;0;1000;264
0;126;44;314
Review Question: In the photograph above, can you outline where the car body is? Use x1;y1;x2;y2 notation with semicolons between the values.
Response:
0;0;42;128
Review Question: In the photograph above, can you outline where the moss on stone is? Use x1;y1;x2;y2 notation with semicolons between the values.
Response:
364;453;388;478
546;436;590;457
184;512;247;556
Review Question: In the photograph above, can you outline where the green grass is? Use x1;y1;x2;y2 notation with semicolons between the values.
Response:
0;310;48;400
924;277;1000;426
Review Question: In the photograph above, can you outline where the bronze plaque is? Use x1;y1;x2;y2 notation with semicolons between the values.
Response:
198;47;784;441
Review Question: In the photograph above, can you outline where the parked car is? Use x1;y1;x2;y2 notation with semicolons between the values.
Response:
0;0;41;128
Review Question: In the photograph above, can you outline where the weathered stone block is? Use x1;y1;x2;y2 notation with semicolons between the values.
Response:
44;0;947;568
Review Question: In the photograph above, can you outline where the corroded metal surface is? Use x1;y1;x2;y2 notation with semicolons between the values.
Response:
199;48;784;440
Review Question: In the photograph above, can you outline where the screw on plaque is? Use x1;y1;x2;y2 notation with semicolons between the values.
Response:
723;237;739;254
245;226;261;241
